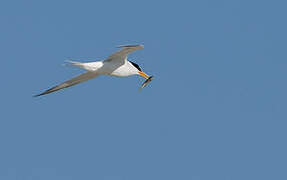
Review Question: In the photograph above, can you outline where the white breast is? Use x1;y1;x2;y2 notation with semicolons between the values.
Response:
78;60;138;77
109;61;138;77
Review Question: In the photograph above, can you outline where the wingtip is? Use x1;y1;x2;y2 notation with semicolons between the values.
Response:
117;44;144;49
33;87;55;97
33;92;44;97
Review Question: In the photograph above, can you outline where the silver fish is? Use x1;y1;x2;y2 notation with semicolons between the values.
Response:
140;76;154;90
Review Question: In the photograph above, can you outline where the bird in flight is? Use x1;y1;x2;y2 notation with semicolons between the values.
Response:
35;45;152;97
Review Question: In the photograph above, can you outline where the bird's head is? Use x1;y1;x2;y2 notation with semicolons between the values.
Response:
129;61;150;79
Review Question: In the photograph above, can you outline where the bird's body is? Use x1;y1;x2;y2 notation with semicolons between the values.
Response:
35;45;150;97
68;60;140;77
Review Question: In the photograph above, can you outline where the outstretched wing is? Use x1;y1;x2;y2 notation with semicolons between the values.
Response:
34;72;99;97
105;45;144;62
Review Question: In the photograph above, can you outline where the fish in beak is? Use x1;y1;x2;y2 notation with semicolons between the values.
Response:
138;71;153;89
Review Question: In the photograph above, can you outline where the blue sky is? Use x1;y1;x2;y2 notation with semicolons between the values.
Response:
1;0;287;179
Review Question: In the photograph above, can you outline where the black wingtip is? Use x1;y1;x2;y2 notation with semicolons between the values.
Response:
34;86;58;97
33;93;43;97
33;92;46;97
117;44;144;49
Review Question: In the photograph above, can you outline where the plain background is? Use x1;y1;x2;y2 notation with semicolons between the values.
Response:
1;0;287;179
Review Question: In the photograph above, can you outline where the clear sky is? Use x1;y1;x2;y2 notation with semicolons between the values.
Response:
1;0;287;179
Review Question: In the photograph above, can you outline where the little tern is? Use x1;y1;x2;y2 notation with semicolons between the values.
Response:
35;45;151;97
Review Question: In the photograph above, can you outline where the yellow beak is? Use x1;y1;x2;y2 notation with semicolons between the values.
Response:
138;71;149;79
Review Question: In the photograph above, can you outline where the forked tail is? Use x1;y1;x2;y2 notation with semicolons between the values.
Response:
65;60;84;68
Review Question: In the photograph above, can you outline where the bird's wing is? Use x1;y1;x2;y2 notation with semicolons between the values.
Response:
105;45;144;62
35;71;99;97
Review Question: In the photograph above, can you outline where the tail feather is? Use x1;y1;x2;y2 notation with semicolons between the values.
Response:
65;60;83;67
